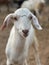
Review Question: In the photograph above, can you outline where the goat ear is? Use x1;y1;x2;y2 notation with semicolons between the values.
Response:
31;14;42;30
0;13;14;31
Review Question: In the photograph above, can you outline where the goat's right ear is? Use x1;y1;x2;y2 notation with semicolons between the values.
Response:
0;13;14;31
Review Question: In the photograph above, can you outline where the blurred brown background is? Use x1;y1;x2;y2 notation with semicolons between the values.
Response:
0;0;49;65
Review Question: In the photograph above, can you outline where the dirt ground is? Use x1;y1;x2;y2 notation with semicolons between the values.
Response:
0;6;49;65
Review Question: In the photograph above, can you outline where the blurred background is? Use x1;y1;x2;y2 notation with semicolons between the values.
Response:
0;0;49;65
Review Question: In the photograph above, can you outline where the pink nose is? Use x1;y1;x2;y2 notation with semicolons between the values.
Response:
22;30;29;34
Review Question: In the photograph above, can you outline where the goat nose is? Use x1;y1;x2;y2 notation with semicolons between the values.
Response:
22;30;29;34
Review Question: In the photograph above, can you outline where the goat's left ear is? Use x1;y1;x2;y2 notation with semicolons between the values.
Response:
30;13;42;30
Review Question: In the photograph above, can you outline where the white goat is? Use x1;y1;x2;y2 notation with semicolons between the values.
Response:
0;8;42;65
21;0;45;19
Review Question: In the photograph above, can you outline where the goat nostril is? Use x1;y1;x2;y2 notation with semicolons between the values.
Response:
22;30;29;34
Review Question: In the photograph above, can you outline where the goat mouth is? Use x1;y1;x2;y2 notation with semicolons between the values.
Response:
23;33;28;37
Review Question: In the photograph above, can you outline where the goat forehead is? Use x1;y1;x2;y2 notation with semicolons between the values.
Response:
19;16;31;24
14;16;31;30
19;16;31;28
14;8;31;16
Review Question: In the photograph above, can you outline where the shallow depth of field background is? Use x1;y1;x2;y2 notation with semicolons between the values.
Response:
0;0;49;65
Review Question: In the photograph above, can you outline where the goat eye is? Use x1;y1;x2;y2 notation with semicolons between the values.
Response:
14;17;18;20
29;15;32;20
30;16;32;20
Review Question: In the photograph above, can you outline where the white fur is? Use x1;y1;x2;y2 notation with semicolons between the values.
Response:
3;8;42;65
21;0;45;10
21;0;45;18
